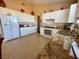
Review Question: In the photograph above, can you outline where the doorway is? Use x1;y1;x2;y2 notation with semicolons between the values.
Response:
37;15;41;33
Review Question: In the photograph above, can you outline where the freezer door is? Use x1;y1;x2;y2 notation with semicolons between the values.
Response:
0;15;12;40
9;16;20;39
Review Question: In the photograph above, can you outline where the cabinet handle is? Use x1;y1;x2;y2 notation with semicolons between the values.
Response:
4;24;9;25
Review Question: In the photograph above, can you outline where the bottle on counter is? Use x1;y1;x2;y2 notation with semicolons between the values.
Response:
70;24;75;32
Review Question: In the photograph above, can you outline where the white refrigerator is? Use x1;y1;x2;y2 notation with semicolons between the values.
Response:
0;15;20;41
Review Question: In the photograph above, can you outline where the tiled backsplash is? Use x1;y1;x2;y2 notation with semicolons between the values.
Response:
19;22;36;27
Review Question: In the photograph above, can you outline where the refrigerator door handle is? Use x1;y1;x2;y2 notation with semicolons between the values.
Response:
4;24;9;25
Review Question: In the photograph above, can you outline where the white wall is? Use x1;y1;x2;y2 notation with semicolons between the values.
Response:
4;0;32;14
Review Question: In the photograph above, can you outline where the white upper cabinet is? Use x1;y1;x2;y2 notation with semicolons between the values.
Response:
68;3;77;23
0;7;36;23
42;9;69;23
42;12;56;23
55;9;69;23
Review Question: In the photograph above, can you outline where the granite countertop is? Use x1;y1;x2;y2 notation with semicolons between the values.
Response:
59;30;73;36
41;26;60;29
59;30;79;47
35;41;73;59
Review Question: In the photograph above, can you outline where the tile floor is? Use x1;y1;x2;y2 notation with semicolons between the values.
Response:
2;33;49;59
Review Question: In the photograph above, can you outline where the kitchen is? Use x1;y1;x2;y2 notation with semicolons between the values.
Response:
0;0;79;59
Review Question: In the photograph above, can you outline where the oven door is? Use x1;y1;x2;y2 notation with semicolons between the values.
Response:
43;28;53;39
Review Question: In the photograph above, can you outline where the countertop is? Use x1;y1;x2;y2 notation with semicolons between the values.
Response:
59;30;79;47
40;26;60;29
59;30;73;36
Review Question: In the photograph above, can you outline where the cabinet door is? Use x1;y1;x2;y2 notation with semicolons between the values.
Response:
42;13;51;22
9;16;20;39
55;9;69;23
0;15;12;41
42;12;56;22
40;27;45;36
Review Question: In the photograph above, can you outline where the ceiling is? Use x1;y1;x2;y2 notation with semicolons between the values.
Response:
25;0;73;5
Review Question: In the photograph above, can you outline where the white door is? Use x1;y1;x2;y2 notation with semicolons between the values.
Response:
0;15;12;41
9;16;20;39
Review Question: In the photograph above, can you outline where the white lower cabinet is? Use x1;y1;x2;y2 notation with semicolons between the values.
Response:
69;41;79;59
40;27;44;36
20;27;37;37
